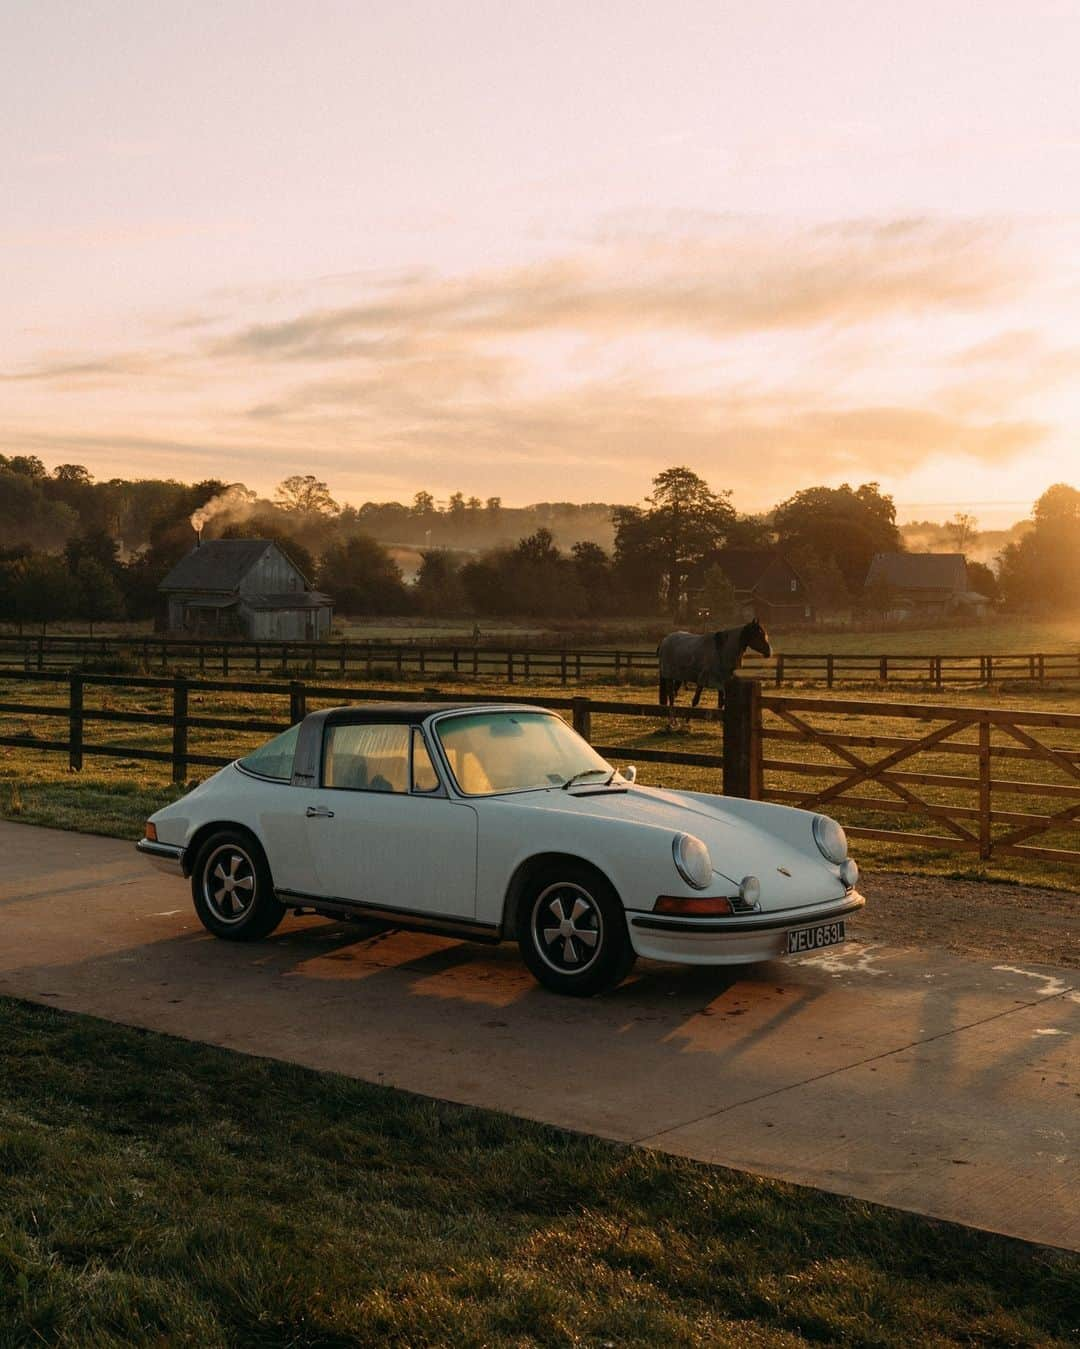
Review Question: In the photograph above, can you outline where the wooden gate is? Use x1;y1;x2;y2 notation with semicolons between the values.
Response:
758;692;1080;865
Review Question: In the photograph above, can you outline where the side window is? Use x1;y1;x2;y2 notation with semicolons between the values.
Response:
238;723;300;781
411;729;441;793
323;724;409;793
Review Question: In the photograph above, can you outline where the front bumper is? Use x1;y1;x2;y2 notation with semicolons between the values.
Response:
135;838;186;876
626;891;866;965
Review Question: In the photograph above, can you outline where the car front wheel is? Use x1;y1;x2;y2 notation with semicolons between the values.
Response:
517;862;635;996
191;830;285;941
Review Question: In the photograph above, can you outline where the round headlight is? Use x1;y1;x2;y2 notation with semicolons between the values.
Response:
672;833;713;889
812;815;848;864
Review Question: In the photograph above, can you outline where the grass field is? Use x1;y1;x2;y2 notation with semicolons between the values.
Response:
4;614;1080;656
1;996;1076;1347
1;671;1078;891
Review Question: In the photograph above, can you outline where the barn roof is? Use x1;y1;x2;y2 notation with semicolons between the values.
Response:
710;548;789;590
865;552;967;593
159;539;275;592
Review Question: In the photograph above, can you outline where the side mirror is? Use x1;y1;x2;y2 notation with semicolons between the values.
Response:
623;765;637;783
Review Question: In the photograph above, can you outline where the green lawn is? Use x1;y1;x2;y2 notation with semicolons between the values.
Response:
1;997;1076;1347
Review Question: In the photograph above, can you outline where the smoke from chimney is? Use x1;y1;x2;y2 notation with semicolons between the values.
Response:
190;483;257;539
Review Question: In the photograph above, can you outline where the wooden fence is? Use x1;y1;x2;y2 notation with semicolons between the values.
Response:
2;669;1077;866
2;632;1079;686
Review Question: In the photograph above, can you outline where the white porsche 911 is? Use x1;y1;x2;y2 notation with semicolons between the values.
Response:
137;702;864;996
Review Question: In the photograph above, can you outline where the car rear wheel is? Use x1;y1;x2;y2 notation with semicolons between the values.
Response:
517;862;635;996
191;830;285;941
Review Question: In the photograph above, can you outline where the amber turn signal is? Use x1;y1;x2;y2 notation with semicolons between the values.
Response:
653;895;733;916
144;822;157;842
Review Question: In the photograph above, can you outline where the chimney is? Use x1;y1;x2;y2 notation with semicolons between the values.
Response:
194;528;202;549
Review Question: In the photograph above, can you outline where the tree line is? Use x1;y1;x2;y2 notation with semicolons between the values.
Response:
1;454;1075;628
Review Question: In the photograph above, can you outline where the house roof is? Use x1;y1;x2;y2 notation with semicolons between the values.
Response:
865;552;967;592
709;548;791;591
160;539;275;592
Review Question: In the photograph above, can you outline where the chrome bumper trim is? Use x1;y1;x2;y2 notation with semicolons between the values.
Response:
629;891;865;935
135;838;186;875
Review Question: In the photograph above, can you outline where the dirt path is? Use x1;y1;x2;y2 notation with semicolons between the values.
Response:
853;870;1077;969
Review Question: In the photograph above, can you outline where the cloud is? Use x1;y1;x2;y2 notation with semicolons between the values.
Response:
0;214;1062;505
213;217;1027;362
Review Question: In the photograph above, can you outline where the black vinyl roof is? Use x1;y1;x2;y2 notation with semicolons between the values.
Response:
314;702;542;726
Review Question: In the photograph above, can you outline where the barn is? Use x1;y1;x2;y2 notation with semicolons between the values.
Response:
863;552;984;618
159;539;333;640
697;548;813;625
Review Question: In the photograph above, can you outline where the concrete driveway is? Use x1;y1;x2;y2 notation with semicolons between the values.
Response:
0;819;1076;1251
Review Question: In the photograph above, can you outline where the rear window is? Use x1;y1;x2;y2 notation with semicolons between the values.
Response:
238;723;300;781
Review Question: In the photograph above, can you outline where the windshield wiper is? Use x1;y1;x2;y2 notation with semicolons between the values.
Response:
561;768;610;791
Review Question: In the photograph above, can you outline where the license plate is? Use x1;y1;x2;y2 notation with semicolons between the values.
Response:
787;919;846;955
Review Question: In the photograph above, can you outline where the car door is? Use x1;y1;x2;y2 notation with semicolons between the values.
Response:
301;721;478;919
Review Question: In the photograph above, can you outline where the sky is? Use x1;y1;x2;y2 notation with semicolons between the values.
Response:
4;1;1080;526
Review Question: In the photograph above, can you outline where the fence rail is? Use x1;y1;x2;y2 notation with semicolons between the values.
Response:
2;633;1079;687
5;667;1078;867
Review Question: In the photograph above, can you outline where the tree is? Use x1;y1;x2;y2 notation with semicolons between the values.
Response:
966;560;998;600
64;528;120;574
411;491;436;519
774;482;900;594
71;557;125;635
998;483;1080;611
274;474;339;515
318;535;410;615
0;465;79;550
947;512;979;552
52;463;93;485
645;468;735;616
10;554;70;632
0;454;47;478
570;542;615;616
698;565;740;625
413;550;467;615
863;576;897;621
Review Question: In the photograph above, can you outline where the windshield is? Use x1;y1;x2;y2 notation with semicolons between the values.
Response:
435;710;612;795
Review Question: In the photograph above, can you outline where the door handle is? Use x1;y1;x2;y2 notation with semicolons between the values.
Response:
306;805;335;819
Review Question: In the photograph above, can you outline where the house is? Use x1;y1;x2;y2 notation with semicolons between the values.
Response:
696;548;813;624
159;538;333;640
863;551;984;618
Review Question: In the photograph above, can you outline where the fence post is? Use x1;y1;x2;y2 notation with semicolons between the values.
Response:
775;652;785;686
826;654;834;689
36;635;44;671
289;680;307;726
172;674;188;783
571;696;592;742
68;671;83;772
722;677;762;800
977;717;992;860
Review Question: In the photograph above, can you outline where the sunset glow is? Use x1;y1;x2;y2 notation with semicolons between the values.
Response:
5;1;1080;522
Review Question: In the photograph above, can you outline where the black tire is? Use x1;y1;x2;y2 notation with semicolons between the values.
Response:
190;829;285;941
516;861;635;997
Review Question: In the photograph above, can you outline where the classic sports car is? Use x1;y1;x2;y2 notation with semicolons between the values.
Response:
137;702;864;996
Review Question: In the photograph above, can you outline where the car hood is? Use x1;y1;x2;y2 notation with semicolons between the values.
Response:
501;783;842;903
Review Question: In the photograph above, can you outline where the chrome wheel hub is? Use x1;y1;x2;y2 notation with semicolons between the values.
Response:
204;845;256;924
532;883;603;974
